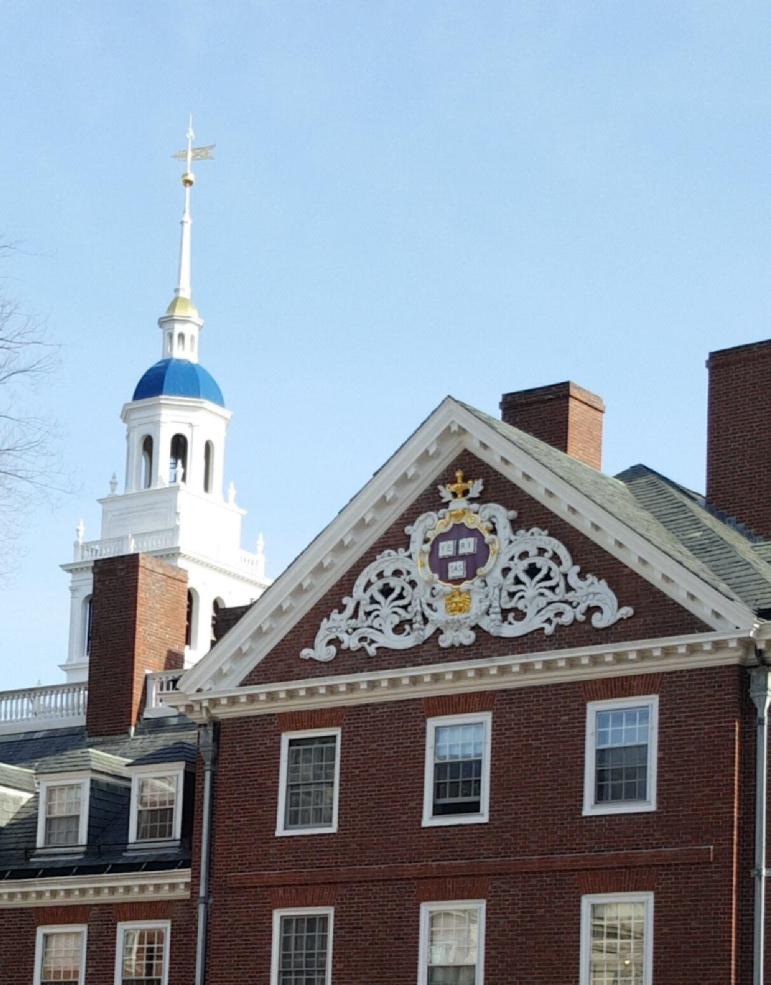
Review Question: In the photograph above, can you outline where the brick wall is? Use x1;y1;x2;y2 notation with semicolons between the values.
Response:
200;664;751;984
86;554;187;737
500;381;605;469
707;338;771;538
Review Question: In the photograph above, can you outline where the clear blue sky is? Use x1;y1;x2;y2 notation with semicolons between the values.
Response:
2;1;771;689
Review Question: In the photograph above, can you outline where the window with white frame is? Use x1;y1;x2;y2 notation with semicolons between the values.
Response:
276;729;341;835
34;925;87;985
418;900;485;985
36;776;89;849
114;921;170;985
129;767;183;844
423;713;491;826
580;893;653;985
583;697;658;815
270;908;333;985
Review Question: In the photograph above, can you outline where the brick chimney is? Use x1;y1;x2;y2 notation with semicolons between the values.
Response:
85;554;187;737
499;381;605;469
706;339;771;539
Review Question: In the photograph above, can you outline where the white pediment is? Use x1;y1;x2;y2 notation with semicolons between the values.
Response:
178;398;757;695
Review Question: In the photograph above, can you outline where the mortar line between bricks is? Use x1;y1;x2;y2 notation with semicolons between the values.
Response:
225;844;713;889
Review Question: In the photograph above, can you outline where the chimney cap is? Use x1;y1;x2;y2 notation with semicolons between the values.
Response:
499;380;604;413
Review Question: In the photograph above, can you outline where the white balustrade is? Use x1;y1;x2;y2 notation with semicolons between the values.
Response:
145;670;183;717
0;683;88;733
73;528;179;562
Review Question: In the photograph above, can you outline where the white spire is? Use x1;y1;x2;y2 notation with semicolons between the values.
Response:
159;118;215;362
175;115;195;300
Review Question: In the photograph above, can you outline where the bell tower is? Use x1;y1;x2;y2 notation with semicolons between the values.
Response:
61;120;269;683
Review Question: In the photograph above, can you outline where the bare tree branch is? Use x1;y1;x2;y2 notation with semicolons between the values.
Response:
0;242;65;571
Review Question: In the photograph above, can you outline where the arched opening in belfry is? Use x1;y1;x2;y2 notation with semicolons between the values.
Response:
204;440;214;494
169;434;188;484
211;597;224;645
141;435;153;489
177;332;185;353
186;589;198;649
83;596;93;657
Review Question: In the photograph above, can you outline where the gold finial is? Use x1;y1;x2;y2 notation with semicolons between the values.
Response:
446;469;473;500
171;114;215;186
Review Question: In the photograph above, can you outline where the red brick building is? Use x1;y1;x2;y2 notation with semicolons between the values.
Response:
160;339;771;985
6;338;771;984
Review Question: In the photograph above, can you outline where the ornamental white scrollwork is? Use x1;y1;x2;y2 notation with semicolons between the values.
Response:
300;473;633;662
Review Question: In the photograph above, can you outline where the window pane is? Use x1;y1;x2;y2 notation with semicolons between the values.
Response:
44;785;82;846
136;776;177;841
595;707;649;804
278;914;329;985
590;901;646;985
121;927;166;985
41;931;82;983
284;737;337;829
433;723;484;816
427;909;478;985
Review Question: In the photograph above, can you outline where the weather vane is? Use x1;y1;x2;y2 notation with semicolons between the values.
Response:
172;114;215;187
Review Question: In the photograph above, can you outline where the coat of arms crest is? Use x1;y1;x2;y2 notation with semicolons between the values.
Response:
300;470;633;662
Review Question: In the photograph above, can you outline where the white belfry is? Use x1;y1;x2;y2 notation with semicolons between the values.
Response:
61;120;269;682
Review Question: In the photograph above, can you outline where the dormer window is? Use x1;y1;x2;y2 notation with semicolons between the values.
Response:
128;766;184;845
36;775;90;850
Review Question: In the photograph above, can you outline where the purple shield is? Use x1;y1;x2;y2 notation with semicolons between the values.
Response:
428;525;489;585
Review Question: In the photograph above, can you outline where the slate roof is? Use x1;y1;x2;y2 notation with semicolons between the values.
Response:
0;719;197;879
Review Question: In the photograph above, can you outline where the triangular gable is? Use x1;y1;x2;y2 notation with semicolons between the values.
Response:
179;398;756;696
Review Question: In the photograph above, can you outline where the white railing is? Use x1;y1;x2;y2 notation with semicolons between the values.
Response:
237;549;266;579
0;683;88;734
145;670;183;717
74;528;179;562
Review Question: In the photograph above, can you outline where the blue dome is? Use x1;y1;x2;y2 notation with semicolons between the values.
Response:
132;359;225;406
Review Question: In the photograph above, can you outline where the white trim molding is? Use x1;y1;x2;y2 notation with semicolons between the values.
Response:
583;696;659;816
0;868;192;908
270;907;334;985
418;899;485;985
423;712;492;827
34;924;88;985
275;728;341;837
167;631;752;725
177;397;757;696
579;892;654;985
114;920;171;985
127;763;185;846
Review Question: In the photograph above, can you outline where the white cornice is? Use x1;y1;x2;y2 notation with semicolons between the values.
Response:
121;395;232;424
180;398;757;696
0;868;191;908
167;630;753;723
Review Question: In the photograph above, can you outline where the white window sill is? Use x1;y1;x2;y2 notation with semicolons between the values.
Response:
275;825;338;837
124;838;181;853
583;801;656;817
31;845;86;858
422;813;489;828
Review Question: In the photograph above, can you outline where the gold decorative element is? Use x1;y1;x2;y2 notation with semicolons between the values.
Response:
164;296;200;318
445;588;471;615
446;469;473;500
